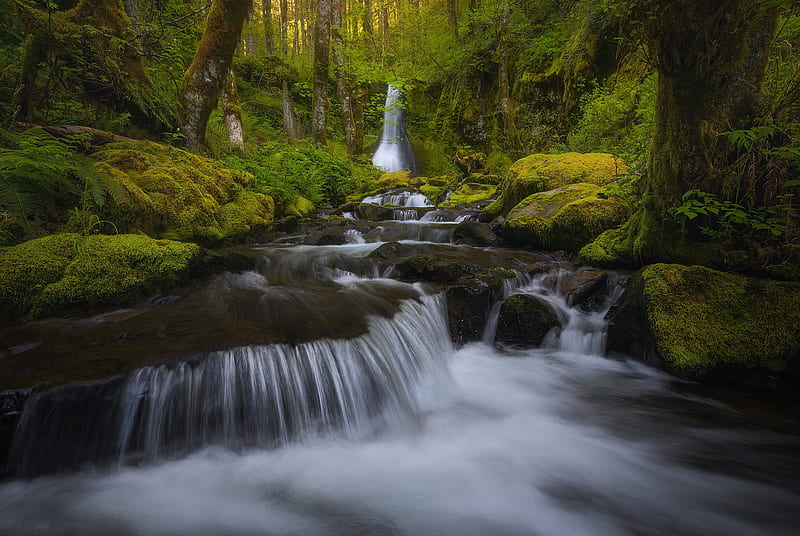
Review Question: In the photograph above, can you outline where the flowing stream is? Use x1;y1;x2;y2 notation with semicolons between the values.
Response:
1;197;799;535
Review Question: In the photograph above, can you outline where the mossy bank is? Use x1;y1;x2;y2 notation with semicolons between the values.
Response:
0;233;201;321
608;263;800;384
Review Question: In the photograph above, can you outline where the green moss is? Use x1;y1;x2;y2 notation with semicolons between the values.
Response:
370;170;414;190
91;141;273;243
502;183;625;251
0;233;200;319
639;264;800;373
483;152;628;220
283;195;315;218
419;176;453;204
578;225;632;266
441;182;497;208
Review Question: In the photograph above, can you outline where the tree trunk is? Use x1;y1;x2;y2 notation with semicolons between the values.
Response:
263;0;275;54
332;0;358;154
280;0;289;58
362;0;373;36
312;0;331;146
630;0;778;260
122;0;141;35
282;79;300;138
447;0;457;36
221;69;245;151
178;0;252;152
497;0;515;145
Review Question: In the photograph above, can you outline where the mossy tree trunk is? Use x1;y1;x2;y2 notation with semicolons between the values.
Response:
312;0;331;146
178;0;252;152
263;0;275;55
332;0;358;155
221;69;245;151
630;0;778;260
14;0;167;130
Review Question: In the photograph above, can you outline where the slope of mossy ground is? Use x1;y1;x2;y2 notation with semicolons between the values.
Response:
92;141;274;243
501;183;625;251
0;233;200;320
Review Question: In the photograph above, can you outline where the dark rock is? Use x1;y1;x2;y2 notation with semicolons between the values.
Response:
272;216;301;233
495;294;560;347
452;221;499;247
0;389;30;479
355;203;395;221
561;269;610;311
446;285;492;344
303;228;348;245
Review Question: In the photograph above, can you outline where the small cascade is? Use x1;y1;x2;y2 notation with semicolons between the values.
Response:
361;191;433;208
392;209;420;221
482;268;625;355
9;295;453;477
343;229;365;244
371;85;417;173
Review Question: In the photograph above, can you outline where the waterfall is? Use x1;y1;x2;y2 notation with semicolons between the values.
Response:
371;85;417;173
9;295;452;477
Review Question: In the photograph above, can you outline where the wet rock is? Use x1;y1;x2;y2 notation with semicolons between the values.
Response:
446;286;492;344
303;228;348;245
0;390;29;479
452;221;499;247
561;269;610;311
355;203;396;221
495;294;560;347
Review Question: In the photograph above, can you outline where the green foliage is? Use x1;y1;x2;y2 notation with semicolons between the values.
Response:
223;143;378;208
0;128;119;244
670;189;791;241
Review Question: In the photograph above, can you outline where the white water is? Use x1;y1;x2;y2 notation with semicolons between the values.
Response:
371;85;417;173
2;344;798;535
360;191;433;208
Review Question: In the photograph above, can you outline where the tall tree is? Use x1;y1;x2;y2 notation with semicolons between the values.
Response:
312;0;332;145
221;69;245;151
624;0;779;260
263;0;275;54
332;0;358;154
178;0;252;151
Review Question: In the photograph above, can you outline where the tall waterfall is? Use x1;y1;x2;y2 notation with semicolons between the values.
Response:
371;85;417;173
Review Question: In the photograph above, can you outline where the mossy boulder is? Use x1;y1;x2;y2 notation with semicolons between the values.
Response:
481;153;627;221
0;233;200;320
607;264;800;380
283;195;315;218
500;183;625;252
371;170;414;190
419;176;452;204
441;182;497;208
495;294;560;347
92;141;274;243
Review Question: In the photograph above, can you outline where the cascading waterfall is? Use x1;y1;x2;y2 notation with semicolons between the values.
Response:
371;85;417;173
482;269;624;355
9;295;452;478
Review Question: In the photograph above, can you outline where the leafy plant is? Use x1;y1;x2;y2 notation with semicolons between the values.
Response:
670;189;790;241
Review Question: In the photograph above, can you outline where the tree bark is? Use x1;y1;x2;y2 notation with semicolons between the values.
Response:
332;0;358;154
280;0;289;58
221;69;245;151
312;0;331;146
497;0;515;145
282;79;300;138
630;0;778;260
263;0;275;54
178;0;252;152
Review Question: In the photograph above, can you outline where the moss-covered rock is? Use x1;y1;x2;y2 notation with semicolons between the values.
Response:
0;233;200;320
419;176;452;204
495;294;560;348
481;153;627;221
92;141;273;243
607;264;800;380
441;182;497;208
500;183;625;252
282;195;315;218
